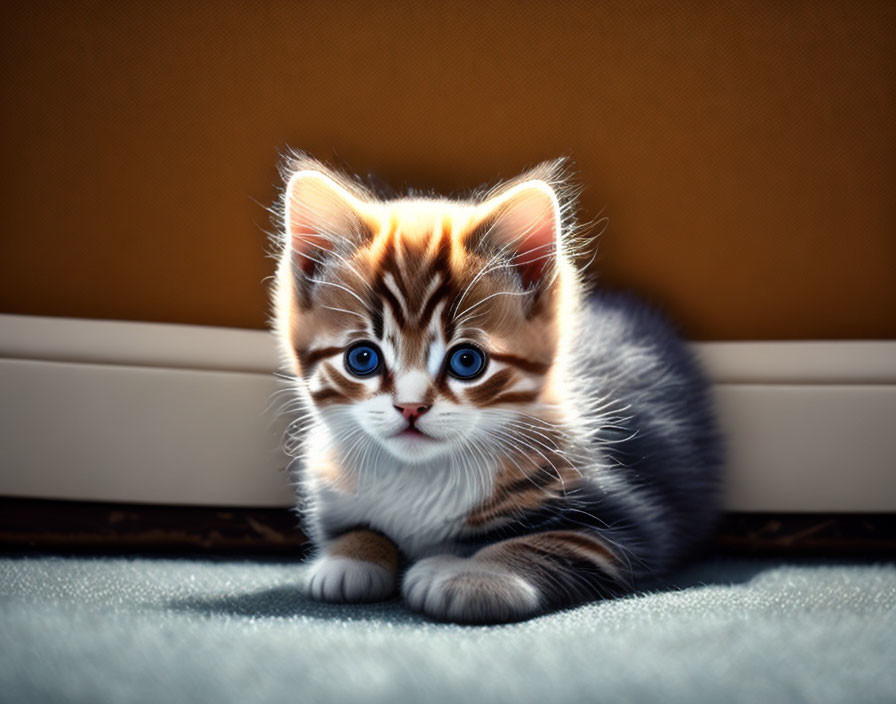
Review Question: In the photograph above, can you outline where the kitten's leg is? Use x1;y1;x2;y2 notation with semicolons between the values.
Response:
305;529;399;603
402;531;621;623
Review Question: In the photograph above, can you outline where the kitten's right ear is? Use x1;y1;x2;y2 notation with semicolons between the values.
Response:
284;169;372;276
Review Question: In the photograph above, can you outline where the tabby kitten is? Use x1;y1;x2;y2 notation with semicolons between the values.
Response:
272;155;722;623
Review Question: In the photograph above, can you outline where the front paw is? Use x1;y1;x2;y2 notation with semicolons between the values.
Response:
305;554;397;603
402;555;541;624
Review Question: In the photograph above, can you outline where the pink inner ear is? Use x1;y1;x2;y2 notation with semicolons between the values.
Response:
513;219;556;288
496;188;559;288
289;216;331;276
286;174;352;276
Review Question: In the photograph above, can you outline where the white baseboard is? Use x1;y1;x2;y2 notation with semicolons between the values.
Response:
1;314;894;511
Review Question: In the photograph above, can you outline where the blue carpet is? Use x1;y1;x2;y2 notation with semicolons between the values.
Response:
1;555;894;704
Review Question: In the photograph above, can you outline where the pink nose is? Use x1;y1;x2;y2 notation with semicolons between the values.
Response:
393;403;431;422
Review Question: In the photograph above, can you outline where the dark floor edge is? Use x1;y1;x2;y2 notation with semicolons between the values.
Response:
714;512;896;557
1;497;894;557
0;497;309;557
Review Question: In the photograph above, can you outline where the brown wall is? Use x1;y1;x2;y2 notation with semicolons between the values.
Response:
1;1;893;340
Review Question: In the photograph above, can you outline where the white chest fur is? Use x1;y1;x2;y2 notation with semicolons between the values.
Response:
311;456;495;559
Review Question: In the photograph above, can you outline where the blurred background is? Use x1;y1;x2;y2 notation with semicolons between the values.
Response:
1;0;893;341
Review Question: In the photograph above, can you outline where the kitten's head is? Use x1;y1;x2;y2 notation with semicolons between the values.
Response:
273;155;582;465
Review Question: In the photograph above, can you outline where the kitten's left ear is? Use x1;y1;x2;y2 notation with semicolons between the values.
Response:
470;178;563;289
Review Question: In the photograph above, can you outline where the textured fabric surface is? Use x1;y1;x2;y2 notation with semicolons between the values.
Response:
1;556;894;704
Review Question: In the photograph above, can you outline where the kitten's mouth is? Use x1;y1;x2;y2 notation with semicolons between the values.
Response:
394;426;433;441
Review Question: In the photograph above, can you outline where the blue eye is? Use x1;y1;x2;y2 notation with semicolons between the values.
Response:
447;345;487;380
344;343;382;377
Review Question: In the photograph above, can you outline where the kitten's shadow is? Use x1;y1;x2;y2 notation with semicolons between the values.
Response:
165;556;786;624
646;556;774;591
638;553;883;595
167;585;425;624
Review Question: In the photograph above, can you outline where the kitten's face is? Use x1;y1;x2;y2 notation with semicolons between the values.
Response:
275;159;574;465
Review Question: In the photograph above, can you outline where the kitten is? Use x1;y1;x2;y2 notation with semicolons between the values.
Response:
272;155;723;623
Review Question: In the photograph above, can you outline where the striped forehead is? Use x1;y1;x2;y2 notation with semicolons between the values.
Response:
371;226;457;369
